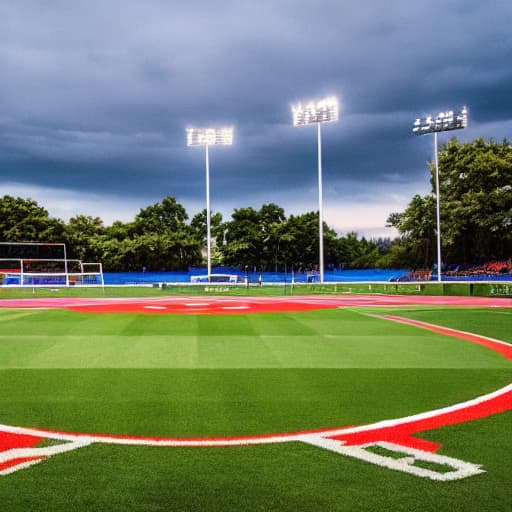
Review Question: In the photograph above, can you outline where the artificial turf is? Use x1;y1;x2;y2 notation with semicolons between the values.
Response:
2;412;512;512
1;368;510;437
371;306;512;343
0;307;510;435
0;308;510;369
0;304;511;511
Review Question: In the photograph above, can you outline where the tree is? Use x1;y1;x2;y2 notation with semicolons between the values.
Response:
65;215;105;261
436;138;512;262
387;194;436;267
387;138;512;266
221;207;263;268
221;206;362;271
190;209;224;266
96;196;202;271
134;196;188;235
258;203;287;271
0;193;406;271
281;212;319;270
0;195;65;242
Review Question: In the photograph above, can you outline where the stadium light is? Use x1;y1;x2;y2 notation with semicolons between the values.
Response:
291;96;339;283
186;127;234;282
412;106;469;282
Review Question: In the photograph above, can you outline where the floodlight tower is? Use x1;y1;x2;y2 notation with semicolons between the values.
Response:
412;106;468;282
186;127;234;282
291;96;339;284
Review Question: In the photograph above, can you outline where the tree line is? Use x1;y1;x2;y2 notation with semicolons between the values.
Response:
0;195;393;271
0;138;510;271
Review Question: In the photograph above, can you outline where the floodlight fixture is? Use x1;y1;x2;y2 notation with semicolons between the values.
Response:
291;95;340;283
186;126;234;282
412;106;468;135
186;127;233;147
292;96;339;127
412;106;469;282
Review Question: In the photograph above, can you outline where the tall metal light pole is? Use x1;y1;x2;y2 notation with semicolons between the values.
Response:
291;96;339;284
186;127;233;282
412;106;468;282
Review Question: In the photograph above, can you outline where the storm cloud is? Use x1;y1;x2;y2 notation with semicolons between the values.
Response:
1;0;511;237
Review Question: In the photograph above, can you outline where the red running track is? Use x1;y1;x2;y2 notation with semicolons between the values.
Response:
0;294;511;314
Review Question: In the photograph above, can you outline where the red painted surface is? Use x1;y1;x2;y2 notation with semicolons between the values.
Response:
0;294;510;314
65;299;336;315
0;432;44;451
331;387;512;451
0;432;46;474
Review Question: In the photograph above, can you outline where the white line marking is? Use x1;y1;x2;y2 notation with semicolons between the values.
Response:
301;438;485;481
0;440;92;476
1;384;510;447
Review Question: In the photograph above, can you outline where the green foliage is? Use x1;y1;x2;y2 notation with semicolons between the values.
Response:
388;138;512;266
0;195;203;271
0;194;398;271
0;195;65;242
222;206;264;268
220;205;388;271
386;195;437;267
133;196;188;234
437;138;512;262
65;215;105;261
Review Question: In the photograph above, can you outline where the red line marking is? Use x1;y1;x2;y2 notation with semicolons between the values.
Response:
2;386;511;448
0;432;44;451
331;387;512;451
381;315;512;360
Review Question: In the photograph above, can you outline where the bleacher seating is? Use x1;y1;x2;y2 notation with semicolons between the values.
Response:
399;260;511;282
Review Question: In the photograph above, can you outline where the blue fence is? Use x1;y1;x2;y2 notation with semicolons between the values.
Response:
103;268;410;285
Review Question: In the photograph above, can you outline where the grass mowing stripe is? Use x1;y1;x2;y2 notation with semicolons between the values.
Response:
1;333;510;368
0;308;510;369
0;308;432;336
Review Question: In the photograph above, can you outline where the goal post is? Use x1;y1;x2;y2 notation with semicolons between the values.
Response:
0;242;104;288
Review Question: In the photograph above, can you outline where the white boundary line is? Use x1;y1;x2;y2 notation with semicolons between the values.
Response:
1;384;511;447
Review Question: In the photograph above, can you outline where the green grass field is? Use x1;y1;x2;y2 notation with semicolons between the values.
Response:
0;302;511;511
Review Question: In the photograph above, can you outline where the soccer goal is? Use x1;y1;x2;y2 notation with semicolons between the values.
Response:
0;242;104;288
190;274;239;284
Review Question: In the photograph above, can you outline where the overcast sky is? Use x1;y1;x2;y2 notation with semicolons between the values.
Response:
1;1;511;238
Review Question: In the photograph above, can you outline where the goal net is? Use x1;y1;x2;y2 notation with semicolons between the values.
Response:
0;242;104;288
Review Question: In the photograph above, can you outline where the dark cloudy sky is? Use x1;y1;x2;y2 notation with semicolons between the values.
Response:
1;1;511;237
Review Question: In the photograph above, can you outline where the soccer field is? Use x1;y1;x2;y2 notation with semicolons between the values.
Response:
0;295;511;511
